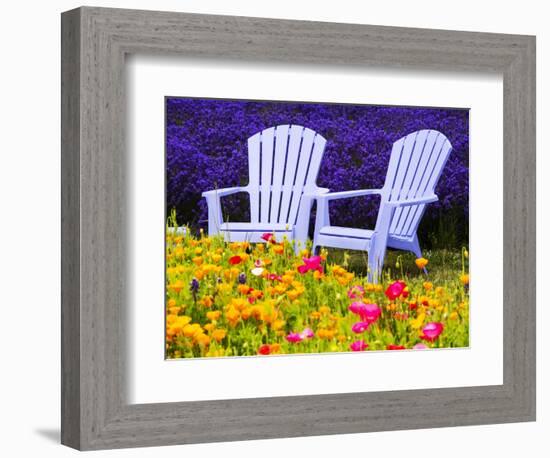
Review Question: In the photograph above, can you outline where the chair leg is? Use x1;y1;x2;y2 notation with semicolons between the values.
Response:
367;250;382;284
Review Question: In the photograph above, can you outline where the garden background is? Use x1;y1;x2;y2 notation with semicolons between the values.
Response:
166;97;469;250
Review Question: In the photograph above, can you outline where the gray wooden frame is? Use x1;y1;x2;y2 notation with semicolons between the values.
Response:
61;6;536;451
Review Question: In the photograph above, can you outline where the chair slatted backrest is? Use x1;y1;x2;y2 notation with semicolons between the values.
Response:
247;125;327;225
381;129;452;238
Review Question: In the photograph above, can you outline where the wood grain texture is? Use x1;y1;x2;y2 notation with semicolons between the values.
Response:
60;6;536;450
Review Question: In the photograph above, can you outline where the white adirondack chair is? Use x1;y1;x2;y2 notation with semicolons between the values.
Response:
202;125;329;250
311;129;453;281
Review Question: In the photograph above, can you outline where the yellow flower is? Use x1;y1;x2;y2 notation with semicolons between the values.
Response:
168;306;181;315
200;295;214;308
415;257;429;269
167;298;177;308
183;323;202;338
313;270;324;280
423;281;433;291
272;244;284;255
249;289;264;299
271;319;285;331
166;316;192;337
216;282;232;294
206;310;221;321
166;314;177;325
318;329;335;340
270;343;281;353
460;273;470;285
194;333;210;346
435;286;445;296
168;280;184;294
319;305;331;315
449;311;459;320
237;284;251;295
281;274;294;285
211;329;227;342
225;308;241;327
203;323;216;332
273;284;288;295
194;247;203;255
194;269;205;280
211;254;222;263
410;312;425;329
229;298;248;311
192;256;203;266
286;289;301;301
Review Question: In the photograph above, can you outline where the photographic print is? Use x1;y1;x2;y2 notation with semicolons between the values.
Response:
165;97;469;359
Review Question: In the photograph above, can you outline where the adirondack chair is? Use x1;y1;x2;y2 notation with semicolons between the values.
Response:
311;129;453;282
202;125;329;251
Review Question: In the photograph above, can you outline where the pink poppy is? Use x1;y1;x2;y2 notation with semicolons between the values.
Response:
347;285;365;299
420;322;444;341
349;340;368;351
413;343;428;350
254;259;264;268
268;273;282;282
261;233;275;243
349;302;381;324
351;321;370;333
285;332;303;343
300;328;315;339
297;255;323;274
385;281;407;300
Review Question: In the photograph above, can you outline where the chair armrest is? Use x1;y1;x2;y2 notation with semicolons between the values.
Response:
315;189;382;201
202;187;247;198
387;194;438;207
302;188;330;198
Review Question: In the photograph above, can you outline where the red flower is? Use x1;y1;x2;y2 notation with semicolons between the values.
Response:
351;321;370;333
229;255;242;265
385;281;407;300
258;344;271;355
387;344;406;350
349;302;381;324
297;256;323;274
261;233;275;243
420;322;444;341
349;340;368;351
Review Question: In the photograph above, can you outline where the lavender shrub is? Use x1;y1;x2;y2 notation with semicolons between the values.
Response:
166;98;469;247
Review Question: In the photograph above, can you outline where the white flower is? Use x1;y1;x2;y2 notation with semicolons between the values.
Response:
251;267;264;276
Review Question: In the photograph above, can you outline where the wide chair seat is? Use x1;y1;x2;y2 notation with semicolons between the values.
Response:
317;226;374;251
219;222;294;242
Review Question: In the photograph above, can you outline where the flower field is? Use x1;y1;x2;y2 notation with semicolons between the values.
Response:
165;226;470;359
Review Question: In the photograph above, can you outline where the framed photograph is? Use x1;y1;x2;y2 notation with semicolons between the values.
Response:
61;6;536;450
